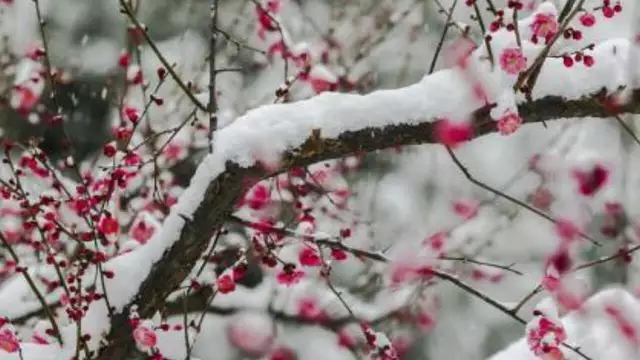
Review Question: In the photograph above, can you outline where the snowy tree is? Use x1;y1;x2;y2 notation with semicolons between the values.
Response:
0;0;639;359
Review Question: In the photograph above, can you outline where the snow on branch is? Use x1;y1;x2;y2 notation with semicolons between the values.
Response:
7;5;640;358
93;58;640;360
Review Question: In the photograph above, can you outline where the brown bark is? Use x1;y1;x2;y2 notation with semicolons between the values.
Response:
94;88;640;359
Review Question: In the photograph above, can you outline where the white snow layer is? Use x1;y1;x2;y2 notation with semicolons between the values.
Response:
489;287;640;359
1;3;640;359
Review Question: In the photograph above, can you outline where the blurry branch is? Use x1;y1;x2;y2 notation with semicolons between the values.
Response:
0;232;63;344
94;86;640;359
428;0;459;74
248;0;291;80
213;27;266;55
119;0;208;111
444;146;601;247
208;0;220;153
227;216;589;359
511;244;640;315
227;214;523;275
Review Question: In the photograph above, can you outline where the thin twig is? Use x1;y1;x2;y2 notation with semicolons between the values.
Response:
208;0;220;153
444;146;601;246
119;0;208;111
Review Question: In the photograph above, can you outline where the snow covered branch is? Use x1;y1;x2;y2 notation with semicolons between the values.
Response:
94;78;640;358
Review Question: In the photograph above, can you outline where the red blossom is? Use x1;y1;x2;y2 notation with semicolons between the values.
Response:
98;216;119;236
530;12;559;43
299;246;322;267
331;248;347;261
130;219;155;244
579;13;595;27
118;51;132;69
133;325;157;349
270;346;295;360
217;274;236;294
526;312;567;356
0;328;19;353
276;265;305;286
573;164;609;197
433;118;473;148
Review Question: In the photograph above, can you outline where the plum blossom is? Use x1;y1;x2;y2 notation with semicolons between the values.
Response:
98;215;119;236
526;305;567;358
0;328;19;353
133;324;158;351
298;296;325;321
217;274;236;294
579;13;596;27
276;265;305;286
499;48;527;74
130;216;157;244
433;118;473;148
453;198;479;219
299;246;322;267
572;164;609;197
496;111;523;135
530;12;559;43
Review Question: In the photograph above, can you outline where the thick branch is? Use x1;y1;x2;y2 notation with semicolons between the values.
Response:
95;87;640;359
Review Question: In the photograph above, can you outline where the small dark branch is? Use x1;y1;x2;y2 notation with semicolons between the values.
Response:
429;0;458;74
118;0;208;111
0;232;63;344
208;0;220;153
558;0;578;23
573;244;640;271
444;146;601;246
440;256;522;275
214;27;266;55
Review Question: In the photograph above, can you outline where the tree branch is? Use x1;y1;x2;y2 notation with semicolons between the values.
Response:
95;86;640;358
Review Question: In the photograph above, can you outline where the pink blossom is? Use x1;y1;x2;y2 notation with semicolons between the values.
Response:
124;106;139;124
542;273;561;292
119;51;132;68
423;232;446;251
331;248;348;261
337;329;356;348
499;48;527;74
433;118;473;148
309;77;338;94
299;246;322;267
133;325;157;350
298;297;324;321
130;219;155;244
98;216;119;236
572;164;609;197
270;346;295;360
555;219;581;243
217;274;236;294
529;187;553;210
530;13;559;42
453;199;479;219
579;13;596;27
526;313;567;356
12;85;40;114
497;112;523;135
276;267;305;286
248;184;270;211
416;311;436;332
32;333;49;345
0;329;19;353
443;36;477;69
163;142;187;161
